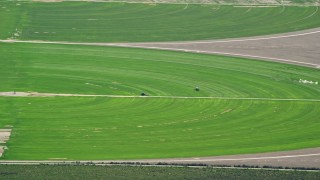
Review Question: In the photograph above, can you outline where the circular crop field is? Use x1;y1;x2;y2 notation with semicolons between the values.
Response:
0;1;319;163
0;42;319;160
1;2;320;42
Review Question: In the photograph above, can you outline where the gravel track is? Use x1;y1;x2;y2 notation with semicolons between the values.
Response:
1;28;320;168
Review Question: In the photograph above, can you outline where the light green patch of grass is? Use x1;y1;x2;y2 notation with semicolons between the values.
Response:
1;2;320;42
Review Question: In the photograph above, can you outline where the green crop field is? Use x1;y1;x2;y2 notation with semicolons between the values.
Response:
0;165;320;179
0;1;320;42
0;0;319;164
0;42;319;160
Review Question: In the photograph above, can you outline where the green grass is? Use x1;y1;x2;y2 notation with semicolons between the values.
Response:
0;42;319;160
0;165;320;180
2;97;320;160
1;2;320;42
1;43;320;98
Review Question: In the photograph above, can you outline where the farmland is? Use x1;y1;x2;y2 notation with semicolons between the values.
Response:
0;1;319;176
0;42;319;160
0;165;320;179
1;2;320;42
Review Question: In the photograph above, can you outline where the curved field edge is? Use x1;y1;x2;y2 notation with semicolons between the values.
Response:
0;42;319;160
1;2;320;42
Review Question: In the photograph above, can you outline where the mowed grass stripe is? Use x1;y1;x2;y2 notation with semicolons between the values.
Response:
1;2;320;42
0;42;319;160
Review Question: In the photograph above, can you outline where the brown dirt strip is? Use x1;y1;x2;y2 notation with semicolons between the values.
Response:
112;27;320;68
133;147;320;168
0;148;319;168
1;27;320;68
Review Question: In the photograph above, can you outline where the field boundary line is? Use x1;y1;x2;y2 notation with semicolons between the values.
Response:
157;153;320;162
1;92;320;102
0;152;319;163
0;39;319;67
1;27;320;68
110;44;320;67
1;28;320;44
121;29;320;44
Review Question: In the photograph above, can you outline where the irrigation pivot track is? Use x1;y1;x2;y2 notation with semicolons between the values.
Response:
1;92;320;102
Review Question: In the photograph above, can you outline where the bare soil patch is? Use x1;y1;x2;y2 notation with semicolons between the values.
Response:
0;129;12;157
1;28;319;68
32;0;64;2
233;5;278;7
1;147;319;168
117;147;320;168
114;27;320;68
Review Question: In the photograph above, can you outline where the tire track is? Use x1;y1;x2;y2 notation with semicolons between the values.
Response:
1;92;320;102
